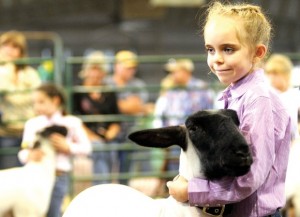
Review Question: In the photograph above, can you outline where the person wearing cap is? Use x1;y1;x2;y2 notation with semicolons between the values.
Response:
0;30;41;169
104;50;153;184
153;58;215;172
160;58;205;92
73;51;121;185
105;50;152;115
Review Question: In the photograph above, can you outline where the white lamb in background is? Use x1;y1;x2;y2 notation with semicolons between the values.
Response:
63;109;253;217
283;138;300;217
0;125;67;217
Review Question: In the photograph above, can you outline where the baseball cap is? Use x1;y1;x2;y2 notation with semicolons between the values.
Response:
115;50;138;68
164;58;194;73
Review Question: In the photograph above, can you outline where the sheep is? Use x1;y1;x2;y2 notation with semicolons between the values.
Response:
62;109;253;217
0;125;67;217
282;139;300;217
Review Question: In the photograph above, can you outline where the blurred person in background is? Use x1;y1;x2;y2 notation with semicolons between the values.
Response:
153;58;215;128
265;54;300;217
105;50;153;115
153;58;215;172
264;53;300;139
73;51;121;185
19;83;91;217
104;50;153;184
0;30;41;169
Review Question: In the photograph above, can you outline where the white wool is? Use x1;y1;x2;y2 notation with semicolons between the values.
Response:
0;138;56;217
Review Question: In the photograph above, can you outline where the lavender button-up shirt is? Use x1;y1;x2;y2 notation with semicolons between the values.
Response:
188;69;291;217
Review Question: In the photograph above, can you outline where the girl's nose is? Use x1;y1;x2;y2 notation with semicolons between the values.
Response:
213;52;224;64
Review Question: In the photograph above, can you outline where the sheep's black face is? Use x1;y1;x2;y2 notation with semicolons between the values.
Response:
33;125;68;149
128;109;253;180
39;125;68;138
186;109;253;180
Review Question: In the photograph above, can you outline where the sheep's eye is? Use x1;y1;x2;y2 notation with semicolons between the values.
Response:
189;126;198;132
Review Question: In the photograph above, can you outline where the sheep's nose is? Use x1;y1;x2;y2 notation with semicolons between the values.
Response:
242;156;253;166
236;150;253;166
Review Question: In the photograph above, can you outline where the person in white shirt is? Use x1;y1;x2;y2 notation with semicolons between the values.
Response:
0;30;41;169
18;83;91;217
265;53;300;139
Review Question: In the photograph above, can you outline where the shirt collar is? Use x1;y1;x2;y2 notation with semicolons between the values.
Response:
41;111;64;124
218;68;265;101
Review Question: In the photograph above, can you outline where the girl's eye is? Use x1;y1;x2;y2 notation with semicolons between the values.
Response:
206;47;215;54
224;47;234;53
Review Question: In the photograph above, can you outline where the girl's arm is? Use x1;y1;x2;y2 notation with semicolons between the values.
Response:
104;123;121;141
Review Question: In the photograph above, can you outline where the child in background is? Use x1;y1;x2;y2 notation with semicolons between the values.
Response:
166;2;291;217
18;83;91;217
265;53;300;139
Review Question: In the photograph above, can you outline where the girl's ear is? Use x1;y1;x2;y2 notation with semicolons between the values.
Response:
253;44;267;63
52;95;61;107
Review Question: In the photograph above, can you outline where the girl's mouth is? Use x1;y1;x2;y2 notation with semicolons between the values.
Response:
215;69;231;74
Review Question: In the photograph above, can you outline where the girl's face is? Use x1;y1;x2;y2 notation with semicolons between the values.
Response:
204;16;255;85
0;42;22;61
33;91;60;117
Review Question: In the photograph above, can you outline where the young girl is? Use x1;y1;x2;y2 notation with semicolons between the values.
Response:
18;83;91;217
167;2;291;217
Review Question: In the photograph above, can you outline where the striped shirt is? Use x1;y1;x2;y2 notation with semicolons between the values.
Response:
153;77;214;128
188;69;291;217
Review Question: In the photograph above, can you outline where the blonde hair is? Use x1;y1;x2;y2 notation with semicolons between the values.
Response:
0;30;27;57
203;1;272;54
265;54;293;78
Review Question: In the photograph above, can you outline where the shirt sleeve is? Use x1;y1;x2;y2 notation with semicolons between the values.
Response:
188;96;276;206
68;117;92;155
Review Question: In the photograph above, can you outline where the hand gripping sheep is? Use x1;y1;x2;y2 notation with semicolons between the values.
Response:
0;125;67;217
63;109;252;217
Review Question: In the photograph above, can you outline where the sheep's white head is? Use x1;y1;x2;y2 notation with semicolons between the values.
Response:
128;109;253;180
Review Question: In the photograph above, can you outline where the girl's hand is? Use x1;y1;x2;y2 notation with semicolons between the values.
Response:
50;133;70;155
166;175;189;203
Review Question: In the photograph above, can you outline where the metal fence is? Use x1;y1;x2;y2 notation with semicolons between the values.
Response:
1;52;300;200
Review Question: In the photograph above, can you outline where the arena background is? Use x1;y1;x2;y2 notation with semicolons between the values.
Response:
0;0;299;87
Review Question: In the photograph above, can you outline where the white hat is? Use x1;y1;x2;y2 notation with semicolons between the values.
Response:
79;51;108;78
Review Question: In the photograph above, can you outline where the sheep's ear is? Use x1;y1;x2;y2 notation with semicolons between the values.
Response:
40;125;68;137
128;126;187;150
220;109;240;126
